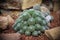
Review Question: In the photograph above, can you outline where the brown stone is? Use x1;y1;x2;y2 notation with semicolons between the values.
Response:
0;16;8;29
1;0;42;10
0;33;21;40
22;0;42;9
45;27;60;40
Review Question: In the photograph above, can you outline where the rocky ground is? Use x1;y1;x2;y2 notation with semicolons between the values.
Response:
0;11;60;40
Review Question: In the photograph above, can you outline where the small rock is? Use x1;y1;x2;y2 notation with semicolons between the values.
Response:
0;33;21;40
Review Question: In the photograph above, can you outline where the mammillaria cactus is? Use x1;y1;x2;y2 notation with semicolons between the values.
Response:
13;9;53;36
